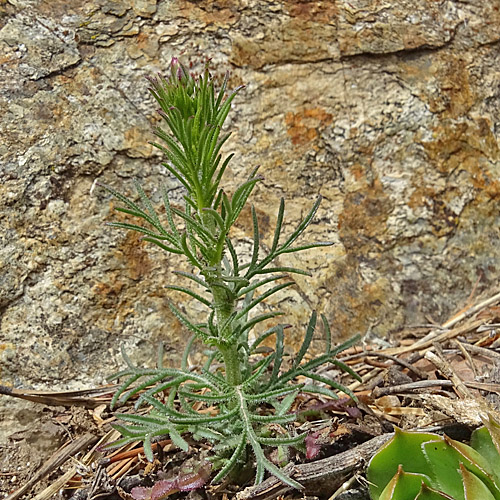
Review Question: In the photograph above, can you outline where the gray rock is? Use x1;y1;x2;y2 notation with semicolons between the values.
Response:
0;0;499;447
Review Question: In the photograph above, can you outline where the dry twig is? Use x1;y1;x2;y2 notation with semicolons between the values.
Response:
236;434;392;500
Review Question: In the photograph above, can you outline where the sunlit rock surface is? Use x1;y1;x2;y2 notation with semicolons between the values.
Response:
1;1;499;421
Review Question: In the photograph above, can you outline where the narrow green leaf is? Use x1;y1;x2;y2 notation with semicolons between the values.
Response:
172;270;208;289
277;241;333;255
321;313;332;355
225;237;239;276
142;237;183;254
300;384;339;400
242;312;284;338
293;312;317;369
133;181;165;234
119;372;181;406
210;147;233;193
106;222;166;240
135;376;190;408
330;333;361;357
252;266;311;277
220;275;249;285
269;327;284;385
201;367;229;391
178;390;230;403
258;455;303;490
152;135;189;178
231;171;261;222
181;335;196;371
244;385;303;402
169;405;239;425
255;459;265;485
98;182;143;215
331;359;362;382
277;353;333;385
271;198;285;254
162;187;181;240
114;207;156;227
183;194;198;212
115;412;171;426
280;196;322;251
250;205;260;270
235;282;295;321
257;433;306;446
171;207;216;244
276;389;300;416
249;413;296;424
193;426;225;442
110;374;141;409
180;233;204;269
250;324;286;352
169;302;209;339
102;432;142;451
302;371;358;402
213;434;243;452
161;161;192;192
203;207;226;231
237;275;288;298
242;354;275;388
212;432;247;484
169;426;189;452
144;435;154;462
165;285;212;307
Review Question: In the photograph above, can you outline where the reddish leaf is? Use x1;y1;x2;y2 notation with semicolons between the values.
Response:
177;461;212;491
305;432;321;459
150;480;178;500
131;462;212;500
130;486;152;500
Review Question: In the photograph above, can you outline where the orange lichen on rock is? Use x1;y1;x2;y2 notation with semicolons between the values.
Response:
338;176;393;251
284;0;339;24
285;108;333;146
124;126;154;158
117;231;152;282
178;0;240;29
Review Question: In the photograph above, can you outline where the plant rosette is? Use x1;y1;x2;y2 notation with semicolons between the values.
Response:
366;414;500;500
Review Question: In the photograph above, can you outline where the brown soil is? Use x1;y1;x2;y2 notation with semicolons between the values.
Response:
2;289;500;500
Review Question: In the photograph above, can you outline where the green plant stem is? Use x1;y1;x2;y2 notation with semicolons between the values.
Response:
207;265;242;386
210;281;234;325
220;343;242;386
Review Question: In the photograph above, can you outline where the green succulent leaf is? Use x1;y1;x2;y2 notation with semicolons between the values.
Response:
379;466;431;500
368;418;500;500
461;464;496;500
471;425;500;485
423;434;500;500
367;429;440;500
415;483;454;500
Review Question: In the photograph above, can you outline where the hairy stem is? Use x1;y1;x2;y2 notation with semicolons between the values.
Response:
211;282;243;385
202;205;242;385
220;343;242;386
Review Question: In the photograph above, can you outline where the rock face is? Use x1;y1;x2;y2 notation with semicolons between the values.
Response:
0;0;499;419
